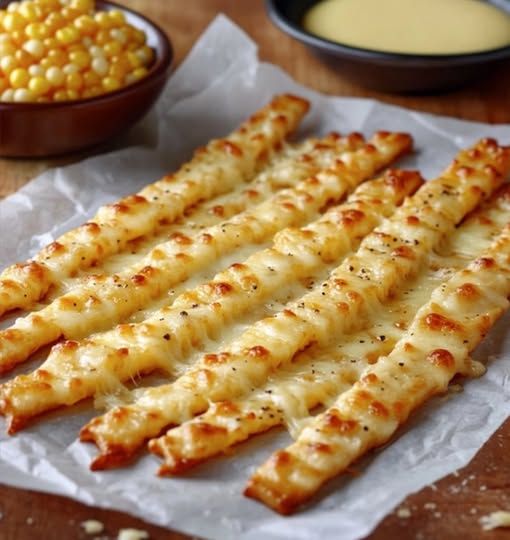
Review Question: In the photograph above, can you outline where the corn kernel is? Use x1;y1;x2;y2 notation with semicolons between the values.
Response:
91;55;108;76
131;66;148;81
28;64;45;76
68;48;90;69
1;87;14;101
47;48;67;67
74;14;97;35
82;68;100;87
13;87;32;102
0;55;17;75
9;66;29;88
102;75;121;92
65;71;82;91
55;25;80;45
15;48;33;68
25;21;49;40
23;38;45;58
70;0;94;12
3;12;26;32
66;88;79;100
28;75;50;96
18;2;41;23
108;9;125;26
52;88;68;101
0;39;16;56
103;39;121;58
94;11;114;29
45;64;64;86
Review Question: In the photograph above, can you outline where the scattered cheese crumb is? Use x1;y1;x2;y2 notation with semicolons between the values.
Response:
424;502;437;511
117;528;150;540
26;517;34;525
396;507;411;518
480;511;510;531
81;519;105;535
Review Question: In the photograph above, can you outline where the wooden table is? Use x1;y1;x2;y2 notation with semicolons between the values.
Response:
1;1;510;539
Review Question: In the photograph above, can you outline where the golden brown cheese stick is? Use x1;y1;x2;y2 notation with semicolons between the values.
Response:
0;94;309;315
0;132;407;373
149;183;510;474
245;222;510;514
0;167;421;434
78;139;507;469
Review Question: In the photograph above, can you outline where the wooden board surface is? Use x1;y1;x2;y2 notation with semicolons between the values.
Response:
1;1;510;539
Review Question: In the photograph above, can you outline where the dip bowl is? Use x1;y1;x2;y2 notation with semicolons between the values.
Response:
0;0;173;158
265;0;510;93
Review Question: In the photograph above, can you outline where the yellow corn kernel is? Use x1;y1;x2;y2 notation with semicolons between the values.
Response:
28;63;45;76
0;55;17;75
73;14;97;35
108;9;126;26
108;61;127;81
125;49;141;69
61;7;82;22
18;2;42;23
82;68;100;87
102;39;121;58
70;0;94;12
44;11;66;33
3;12;26;33
0;88;14;101
42;35;58;49
55;25;80;45
102;75;121;92
14;49;32;68
65;71;82;91
68;48;90;69
0;39;16;56
91;55;108;76
131;66;148;81
52;88;68;101
25;21;49;40
47;48;68;67
28;75;50;96
9;67;30;89
94;28;110;45
66;88;79;100
23;38;45;58
13;87;32;102
94;11;114;29
45;64;65;86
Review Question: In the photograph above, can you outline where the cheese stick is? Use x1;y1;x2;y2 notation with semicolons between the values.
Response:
0;132;410;373
78;139;507;469
245;222;510;514
0;94;309;315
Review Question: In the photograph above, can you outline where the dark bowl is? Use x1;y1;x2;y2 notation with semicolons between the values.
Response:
265;0;510;94
0;0;173;158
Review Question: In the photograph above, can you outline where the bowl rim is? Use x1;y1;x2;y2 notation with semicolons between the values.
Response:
0;0;173;111
265;0;510;66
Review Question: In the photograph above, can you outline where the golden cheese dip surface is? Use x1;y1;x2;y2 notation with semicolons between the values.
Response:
303;0;510;55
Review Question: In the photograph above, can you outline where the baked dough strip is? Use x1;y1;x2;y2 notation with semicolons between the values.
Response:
244;220;510;514
0;166;420;434
78;139;507;469
0;132;409;373
148;183;510;475
0;94;309;316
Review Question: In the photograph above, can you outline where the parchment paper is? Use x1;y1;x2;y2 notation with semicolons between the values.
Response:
1;15;510;540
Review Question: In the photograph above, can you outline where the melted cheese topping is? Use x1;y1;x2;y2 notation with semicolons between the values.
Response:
303;0;510;55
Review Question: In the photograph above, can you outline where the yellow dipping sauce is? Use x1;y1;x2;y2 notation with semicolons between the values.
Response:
303;0;510;55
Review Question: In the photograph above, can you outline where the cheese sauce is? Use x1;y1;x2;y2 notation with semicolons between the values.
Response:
303;0;510;55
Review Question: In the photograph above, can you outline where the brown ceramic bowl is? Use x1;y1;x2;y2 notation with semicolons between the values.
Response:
0;0;173;158
266;0;510;94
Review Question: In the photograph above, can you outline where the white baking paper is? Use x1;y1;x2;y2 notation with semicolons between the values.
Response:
1;15;510;540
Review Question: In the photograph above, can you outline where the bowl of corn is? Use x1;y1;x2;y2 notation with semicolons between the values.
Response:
0;0;173;157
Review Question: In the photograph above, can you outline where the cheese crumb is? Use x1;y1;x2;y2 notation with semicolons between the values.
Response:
81;519;105;535
117;528;150;540
396;507;411;518
479;511;510;531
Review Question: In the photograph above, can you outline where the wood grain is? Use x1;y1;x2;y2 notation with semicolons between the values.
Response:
1;1;510;539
